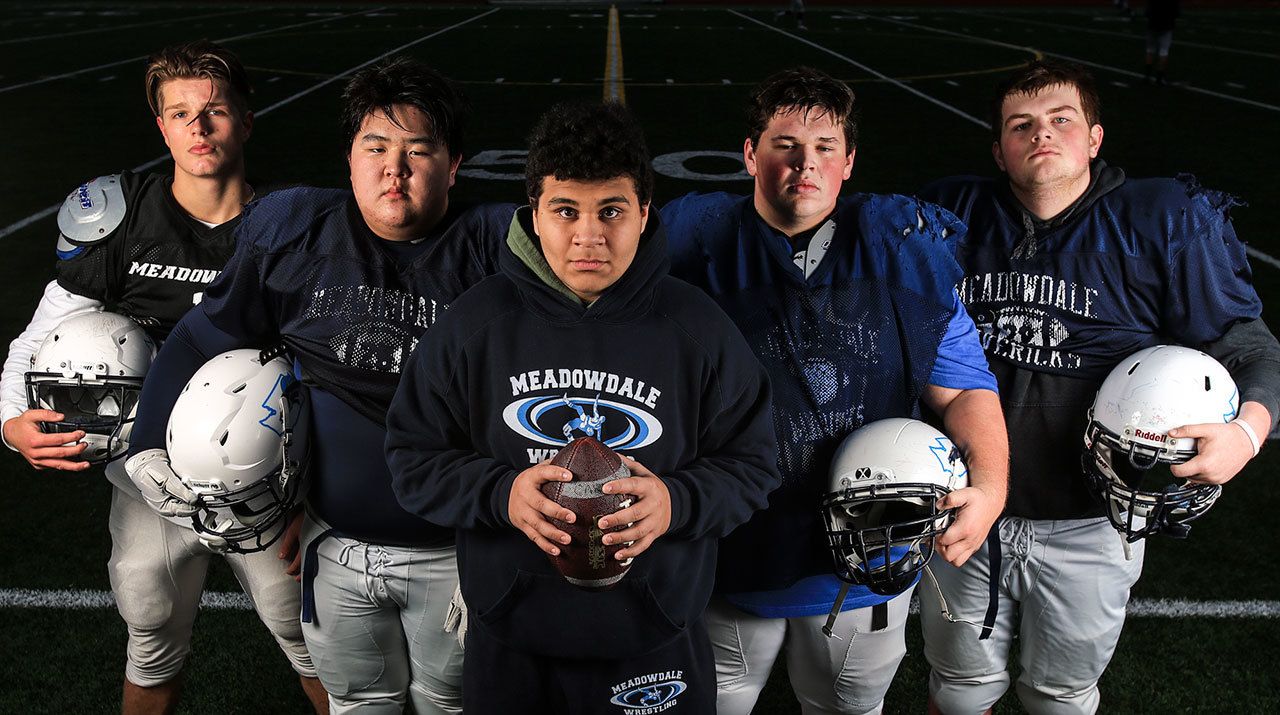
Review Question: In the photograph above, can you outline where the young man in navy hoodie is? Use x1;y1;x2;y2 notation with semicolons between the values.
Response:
386;101;781;714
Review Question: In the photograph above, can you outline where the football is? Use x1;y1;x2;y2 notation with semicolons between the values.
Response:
540;437;636;591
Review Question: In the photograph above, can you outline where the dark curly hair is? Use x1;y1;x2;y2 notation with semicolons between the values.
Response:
525;101;654;206
989;59;1100;140
340;56;468;157
746;67;857;150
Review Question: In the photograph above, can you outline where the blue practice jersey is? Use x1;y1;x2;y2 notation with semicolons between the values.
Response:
663;192;996;615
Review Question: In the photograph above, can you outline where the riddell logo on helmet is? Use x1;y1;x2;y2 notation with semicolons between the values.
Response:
1134;428;1166;442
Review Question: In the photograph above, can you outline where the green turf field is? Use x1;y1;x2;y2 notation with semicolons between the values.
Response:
2;2;1279;712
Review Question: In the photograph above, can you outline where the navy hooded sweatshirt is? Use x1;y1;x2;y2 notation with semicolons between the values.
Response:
385;207;780;660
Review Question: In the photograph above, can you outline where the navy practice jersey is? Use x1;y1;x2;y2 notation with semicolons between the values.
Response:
55;171;242;341
130;188;515;545
200;188;514;426
922;167;1262;519
663;192;992;604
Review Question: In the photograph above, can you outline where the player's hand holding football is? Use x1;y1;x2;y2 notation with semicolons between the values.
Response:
2;410;90;471
508;462;576;556
597;456;671;560
935;480;1005;568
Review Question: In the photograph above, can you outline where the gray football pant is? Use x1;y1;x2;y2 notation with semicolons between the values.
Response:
921;516;1144;715
706;589;913;715
300;512;463;714
106;484;314;687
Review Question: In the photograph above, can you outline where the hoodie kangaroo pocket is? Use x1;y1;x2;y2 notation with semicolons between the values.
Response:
475;569;683;659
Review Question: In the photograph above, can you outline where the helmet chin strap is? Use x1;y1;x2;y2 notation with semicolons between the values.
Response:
822;582;851;639
921;565;992;630
822;565;993;639
1126;441;1162;470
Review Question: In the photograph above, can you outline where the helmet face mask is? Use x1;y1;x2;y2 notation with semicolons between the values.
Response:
188;464;299;553
1082;345;1235;542
822;482;954;596
167;350;310;554
821;418;967;596
1083;425;1222;541
25;312;154;464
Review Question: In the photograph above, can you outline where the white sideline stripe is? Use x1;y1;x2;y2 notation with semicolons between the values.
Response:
4;588;1278;618
0;8;498;242
0;8;259;46
0;7;388;94
728;9;990;130
860;13;1280;115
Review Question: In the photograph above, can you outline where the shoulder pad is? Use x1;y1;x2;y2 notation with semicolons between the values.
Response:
660;192;745;238
57;175;126;246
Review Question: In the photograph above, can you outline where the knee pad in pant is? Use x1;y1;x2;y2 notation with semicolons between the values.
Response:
929;668;1010;715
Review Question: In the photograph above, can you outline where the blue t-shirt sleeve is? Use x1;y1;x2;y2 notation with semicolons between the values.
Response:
928;290;998;392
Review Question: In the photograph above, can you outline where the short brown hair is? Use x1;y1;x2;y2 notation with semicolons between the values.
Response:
990;59;1100;139
144;40;252;117
746;67;857;150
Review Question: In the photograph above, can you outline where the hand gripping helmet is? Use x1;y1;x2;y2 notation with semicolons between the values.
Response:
1083;345;1237;542
820;417;968;597
25;312;156;463
166;349;310;553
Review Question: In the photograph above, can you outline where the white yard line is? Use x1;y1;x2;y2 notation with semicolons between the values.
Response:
727;9;990;130
0;8;259;46
1246;246;1280;271
0;8;498;241
728;9;1280;273
860;13;1280;115
952;9;1280;61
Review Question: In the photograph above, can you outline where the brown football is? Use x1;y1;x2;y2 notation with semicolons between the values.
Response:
540;437;635;591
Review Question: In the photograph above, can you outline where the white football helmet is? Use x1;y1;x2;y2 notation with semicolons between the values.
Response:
25;312;155;463
820;418;968;596
1083;345;1238;542
166;349;310;553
